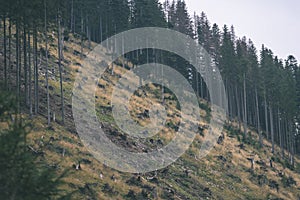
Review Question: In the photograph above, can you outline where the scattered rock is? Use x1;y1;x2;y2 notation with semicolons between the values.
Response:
217;155;227;162
203;187;212;196
237;143;244;149
73;161;81;170
217;133;225;144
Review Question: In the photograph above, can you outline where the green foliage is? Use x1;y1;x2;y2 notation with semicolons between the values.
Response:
198;101;211;114
268;179;279;191
281;176;296;188
242;133;259;148
0;88;16;120
225;124;243;138
102;183;118;196
272;156;295;171
166;121;179;131
295;162;300;174
131;0;166;28
250;173;268;186
0;89;69;200
126;176;143;187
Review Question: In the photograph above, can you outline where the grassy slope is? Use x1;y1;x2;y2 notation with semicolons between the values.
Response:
2;30;300;200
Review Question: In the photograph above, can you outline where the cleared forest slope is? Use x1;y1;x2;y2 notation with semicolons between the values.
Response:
1;31;300;200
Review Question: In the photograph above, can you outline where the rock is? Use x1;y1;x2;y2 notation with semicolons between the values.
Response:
73;162;81;170
98;83;105;89
237;143;244;149
217;155;227;162
73;50;81;56
111;174;116;182
217;133;225;144
74;62;82;67
204;187;212;196
81;158;92;165
269;180;279;192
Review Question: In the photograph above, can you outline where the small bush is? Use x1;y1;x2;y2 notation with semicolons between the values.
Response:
281;176;296;187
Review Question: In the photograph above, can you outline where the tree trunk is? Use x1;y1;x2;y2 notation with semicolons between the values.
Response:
99;16;103;42
288;122;294;166
3;16;7;89
264;91;269;140
80;10;84;59
196;70;199;98
161;59;164;104
122;32;125;68
235;85;241;130
34;24;39;114
16;19;20;111
269;104;274;153
44;0;51;126
86;15;91;49
58;10;65;124
286;119;291;158
8;17;12;90
23;24;28;106
200;76;203;99
28;28;32;116
278;108;283;157
243;73;247;136
283;118;287;157
70;0;74;32
255;86;262;147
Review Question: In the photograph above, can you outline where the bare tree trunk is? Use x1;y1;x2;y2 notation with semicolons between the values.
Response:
285;118;290;158
28;28;33;116
111;24;117;76
288;122;294;166
73;10;76;34
99;16;103;42
282;119;286;157
278;108;283;157
23;24;28;106
8;17;12;90
105;21;108;48
196;71;199;98
86;15;91;49
80;10;84;59
70;0;74;32
34;24;39;114
122;32;125;68
235;85;241;130
255;86;262;147
3;16;7;89
161;53;164;104
16;19;20;111
243;73;247;136
58;10;65;124
44;0;51;125
269;104;275;153
264;91;269;140
229;82;235;122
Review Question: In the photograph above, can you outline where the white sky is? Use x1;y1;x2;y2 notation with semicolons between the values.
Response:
165;0;300;61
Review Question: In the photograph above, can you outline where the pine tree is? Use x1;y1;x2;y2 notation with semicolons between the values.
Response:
0;87;69;200
197;12;211;53
131;0;166;28
220;25;236;120
172;0;194;38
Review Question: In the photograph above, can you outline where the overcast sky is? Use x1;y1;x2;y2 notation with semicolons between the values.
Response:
174;0;300;61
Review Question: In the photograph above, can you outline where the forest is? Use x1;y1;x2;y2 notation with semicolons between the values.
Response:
0;0;300;199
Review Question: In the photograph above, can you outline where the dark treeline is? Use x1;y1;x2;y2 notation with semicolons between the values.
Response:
0;0;299;165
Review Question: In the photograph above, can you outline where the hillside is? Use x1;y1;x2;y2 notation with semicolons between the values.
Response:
2;30;299;200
